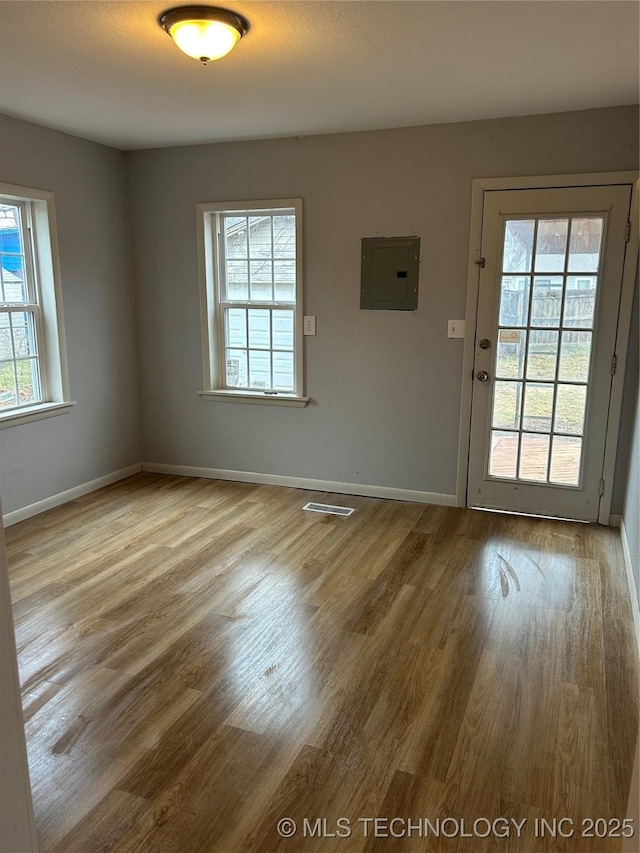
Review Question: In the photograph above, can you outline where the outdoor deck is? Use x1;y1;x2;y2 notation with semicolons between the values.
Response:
490;433;581;485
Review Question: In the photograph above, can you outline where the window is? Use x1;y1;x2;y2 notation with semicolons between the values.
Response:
197;199;308;406
0;184;71;427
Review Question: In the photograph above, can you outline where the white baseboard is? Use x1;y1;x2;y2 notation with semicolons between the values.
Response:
620;516;640;658
142;462;457;507
2;463;142;527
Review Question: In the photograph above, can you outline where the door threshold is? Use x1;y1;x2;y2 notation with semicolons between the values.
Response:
469;506;591;524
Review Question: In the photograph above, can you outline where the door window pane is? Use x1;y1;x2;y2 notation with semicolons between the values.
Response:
531;277;563;327
526;331;558;380
492;381;522;430
489;431;519;478
534;219;568;272
558;332;591;382
522;383;554;433
496;329;526;379
550;436;582;485
568;217;602;272
554;384;587;435
499;277;530;326
503;220;535;273
518;433;550;481
564;276;597;328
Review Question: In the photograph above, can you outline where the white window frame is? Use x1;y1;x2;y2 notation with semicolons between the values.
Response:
0;183;73;428
196;198;308;406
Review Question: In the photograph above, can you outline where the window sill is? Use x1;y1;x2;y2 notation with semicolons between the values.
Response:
0;401;76;429
198;390;310;407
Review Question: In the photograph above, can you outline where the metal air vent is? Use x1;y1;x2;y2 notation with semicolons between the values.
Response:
302;502;355;517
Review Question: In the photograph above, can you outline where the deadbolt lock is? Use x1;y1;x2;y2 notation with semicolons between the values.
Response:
479;338;491;350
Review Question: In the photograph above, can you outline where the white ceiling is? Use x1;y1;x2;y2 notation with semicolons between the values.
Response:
0;1;638;150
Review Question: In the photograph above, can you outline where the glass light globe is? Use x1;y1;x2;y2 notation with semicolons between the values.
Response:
168;18;240;62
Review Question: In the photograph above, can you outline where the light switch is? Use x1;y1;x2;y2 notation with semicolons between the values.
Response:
448;319;466;339
304;315;316;335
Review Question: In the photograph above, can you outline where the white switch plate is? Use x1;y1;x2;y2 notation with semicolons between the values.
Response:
304;315;316;335
448;319;466;339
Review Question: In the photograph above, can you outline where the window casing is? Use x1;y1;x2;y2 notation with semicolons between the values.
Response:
0;184;71;427
197;199;307;406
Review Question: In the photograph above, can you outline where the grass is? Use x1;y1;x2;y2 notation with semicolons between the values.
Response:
0;359;39;407
493;343;589;434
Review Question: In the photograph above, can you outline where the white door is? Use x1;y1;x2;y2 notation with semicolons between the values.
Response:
467;184;632;521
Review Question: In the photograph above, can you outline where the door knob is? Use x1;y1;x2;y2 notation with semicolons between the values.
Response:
476;370;490;382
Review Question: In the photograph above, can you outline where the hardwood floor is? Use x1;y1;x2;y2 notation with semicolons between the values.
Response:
5;473;639;852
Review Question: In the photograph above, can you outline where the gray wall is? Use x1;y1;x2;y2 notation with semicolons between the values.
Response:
0;116;140;514
0;108;636;511
127;106;639;497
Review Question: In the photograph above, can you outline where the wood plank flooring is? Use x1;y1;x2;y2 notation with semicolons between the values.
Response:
5;473;639;852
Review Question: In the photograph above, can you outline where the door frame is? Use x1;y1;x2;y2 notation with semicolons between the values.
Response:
457;171;639;524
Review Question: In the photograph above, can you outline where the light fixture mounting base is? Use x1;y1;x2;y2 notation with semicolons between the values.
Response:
158;5;250;38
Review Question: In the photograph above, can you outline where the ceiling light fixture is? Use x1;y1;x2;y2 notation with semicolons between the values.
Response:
158;5;249;65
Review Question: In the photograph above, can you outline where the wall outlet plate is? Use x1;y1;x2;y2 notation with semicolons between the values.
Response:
304;315;316;335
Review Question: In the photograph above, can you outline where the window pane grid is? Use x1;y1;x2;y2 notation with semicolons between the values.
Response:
0;198;44;411
221;211;296;304
489;214;603;487
223;305;295;391
213;205;298;396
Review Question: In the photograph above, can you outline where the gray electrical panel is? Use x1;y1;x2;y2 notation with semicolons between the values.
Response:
360;236;420;310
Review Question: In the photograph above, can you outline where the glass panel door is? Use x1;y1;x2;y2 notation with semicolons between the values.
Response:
488;215;602;487
466;183;632;522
